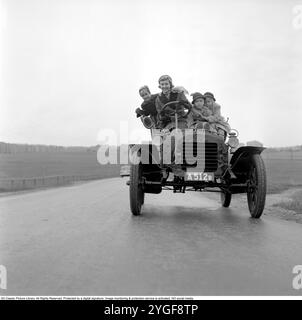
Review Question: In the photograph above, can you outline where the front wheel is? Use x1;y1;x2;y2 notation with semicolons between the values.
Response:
247;154;266;218
129;164;144;215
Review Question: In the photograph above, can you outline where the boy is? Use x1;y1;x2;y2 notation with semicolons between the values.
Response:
136;85;158;118
135;85;159;128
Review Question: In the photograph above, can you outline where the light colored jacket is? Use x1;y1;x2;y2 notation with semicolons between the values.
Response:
208;102;230;133
205;102;222;122
192;101;230;133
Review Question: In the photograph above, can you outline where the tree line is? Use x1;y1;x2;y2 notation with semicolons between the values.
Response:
0;142;99;153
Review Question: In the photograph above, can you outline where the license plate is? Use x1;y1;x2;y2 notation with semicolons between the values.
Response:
185;172;214;181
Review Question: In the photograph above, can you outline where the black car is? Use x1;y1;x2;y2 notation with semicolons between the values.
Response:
129;101;266;218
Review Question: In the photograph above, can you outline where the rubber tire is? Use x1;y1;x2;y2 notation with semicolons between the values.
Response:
129;164;144;216
247;154;267;218
221;191;232;207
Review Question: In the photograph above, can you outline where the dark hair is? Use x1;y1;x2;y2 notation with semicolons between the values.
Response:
139;85;151;95
204;92;216;101
191;92;205;104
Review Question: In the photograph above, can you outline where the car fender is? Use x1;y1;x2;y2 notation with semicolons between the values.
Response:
230;146;266;174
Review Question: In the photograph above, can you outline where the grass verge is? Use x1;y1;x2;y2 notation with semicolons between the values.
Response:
272;190;302;214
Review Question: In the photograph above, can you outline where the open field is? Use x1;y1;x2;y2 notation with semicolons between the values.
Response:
261;159;302;217
263;159;302;194
0;152;301;193
0;152;119;179
272;190;302;214
262;149;302;160
0;152;120;191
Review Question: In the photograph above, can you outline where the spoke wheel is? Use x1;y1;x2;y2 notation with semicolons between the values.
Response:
247;154;266;218
129;164;144;215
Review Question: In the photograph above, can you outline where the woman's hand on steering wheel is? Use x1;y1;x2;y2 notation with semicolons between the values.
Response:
161;101;191;118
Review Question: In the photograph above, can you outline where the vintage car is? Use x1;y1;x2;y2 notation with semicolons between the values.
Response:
128;101;266;218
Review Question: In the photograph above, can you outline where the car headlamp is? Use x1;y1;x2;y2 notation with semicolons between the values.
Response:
227;136;239;148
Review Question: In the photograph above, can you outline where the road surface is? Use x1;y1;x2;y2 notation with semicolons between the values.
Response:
0;178;302;296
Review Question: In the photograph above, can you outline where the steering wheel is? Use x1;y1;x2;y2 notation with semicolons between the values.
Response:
161;101;191;118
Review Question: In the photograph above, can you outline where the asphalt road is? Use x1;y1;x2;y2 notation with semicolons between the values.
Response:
0;178;302;296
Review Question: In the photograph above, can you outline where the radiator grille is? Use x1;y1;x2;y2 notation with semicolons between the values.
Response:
182;142;218;172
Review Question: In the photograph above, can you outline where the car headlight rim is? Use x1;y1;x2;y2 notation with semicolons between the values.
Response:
227;136;239;148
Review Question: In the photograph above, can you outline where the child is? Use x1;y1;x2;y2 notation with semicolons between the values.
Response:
188;92;215;131
203;92;230;135
136;85;158;118
203;92;223;121
135;85;159;128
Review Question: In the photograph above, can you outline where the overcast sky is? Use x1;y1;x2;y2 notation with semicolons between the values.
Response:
0;0;301;147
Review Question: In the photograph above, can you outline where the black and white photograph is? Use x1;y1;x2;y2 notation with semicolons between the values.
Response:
0;0;302;301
